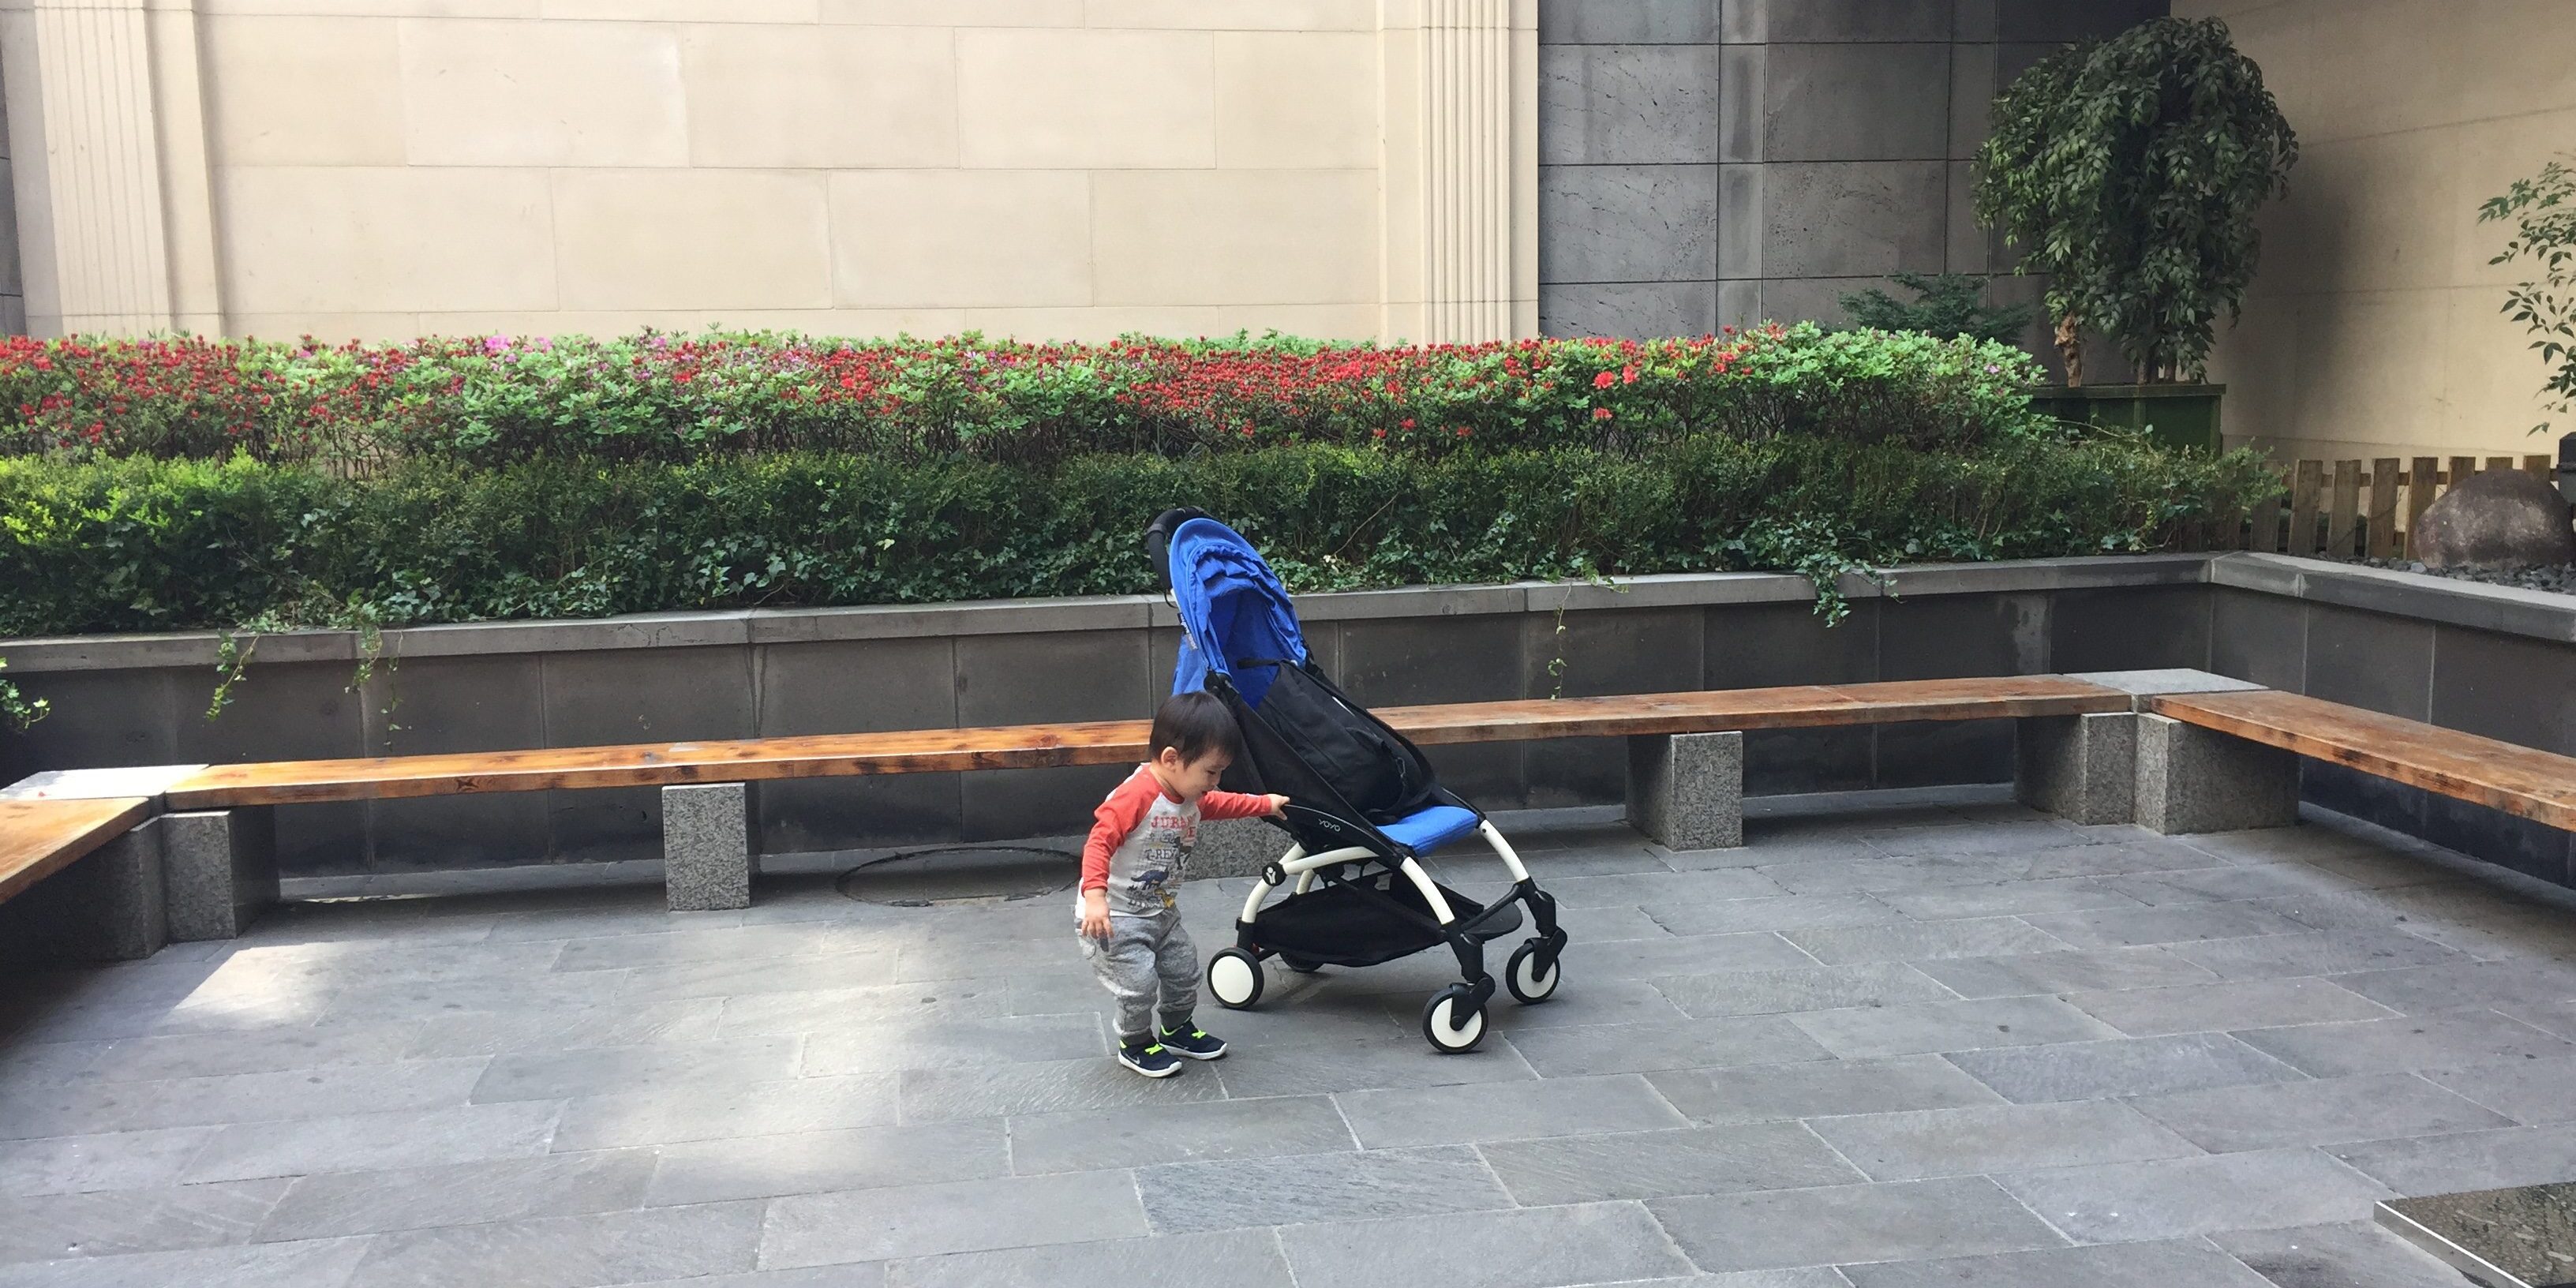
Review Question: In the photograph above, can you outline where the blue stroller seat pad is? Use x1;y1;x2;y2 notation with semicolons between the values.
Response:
1378;804;1481;855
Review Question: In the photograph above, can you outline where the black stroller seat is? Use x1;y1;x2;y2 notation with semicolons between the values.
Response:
1146;509;1569;1053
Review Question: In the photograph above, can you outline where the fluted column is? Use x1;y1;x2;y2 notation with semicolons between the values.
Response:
0;0;220;336
1380;0;1537;345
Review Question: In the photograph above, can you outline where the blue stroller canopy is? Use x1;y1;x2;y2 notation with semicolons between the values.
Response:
1166;517;1308;707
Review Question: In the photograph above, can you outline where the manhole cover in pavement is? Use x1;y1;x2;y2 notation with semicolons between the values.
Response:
835;846;1077;907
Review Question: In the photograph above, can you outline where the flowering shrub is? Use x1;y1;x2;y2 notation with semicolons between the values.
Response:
0;439;2279;639
0;326;2053;466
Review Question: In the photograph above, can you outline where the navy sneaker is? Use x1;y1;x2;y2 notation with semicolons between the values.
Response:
1116;1038;1182;1078
1158;1020;1228;1061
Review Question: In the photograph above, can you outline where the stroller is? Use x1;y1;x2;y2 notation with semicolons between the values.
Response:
1145;510;1567;1053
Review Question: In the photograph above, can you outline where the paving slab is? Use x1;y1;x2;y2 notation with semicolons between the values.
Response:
1477;1121;1861;1204
646;1119;1007;1207
257;1149;657;1241
1783;917;2072;964
1133;1145;1513;1234
1006;1094;1354;1175
1648;964;1956;1020
2063;977;2396;1036
2422;1053;2576;1125
182;1099;561;1183
2234;1011;2576;1076
885;1228;1291;1288
762;1170;1147;1268
1945;1032;2306;1103
1803;1101;2200;1181
1839;1238;2275;1288
1641;893;1905;938
2327;1123;2576;1196
1335;1073;1690;1148
1500;1016;1832;1077
2125;1072;2512;1153
549;1073;899;1151
0;1237;372;1288
0;1127;217;1198
1276;1200;1696;1288
2329;959;2576;1016
1912;945;2220;998
0;1178;288;1264
2209;1219;2491;1288
347;1200;766;1288
1788;995;2119;1059
1647;1177;2068;1273
1994;1148;2393;1242
1871;878;2148;920
1644;1056;2005;1126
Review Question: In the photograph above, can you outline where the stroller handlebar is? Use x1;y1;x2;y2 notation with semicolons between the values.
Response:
1141;507;1211;595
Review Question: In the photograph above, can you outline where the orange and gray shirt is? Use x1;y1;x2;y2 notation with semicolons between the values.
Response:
1079;765;1273;916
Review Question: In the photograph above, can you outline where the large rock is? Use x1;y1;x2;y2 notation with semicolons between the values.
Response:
2413;467;2576;569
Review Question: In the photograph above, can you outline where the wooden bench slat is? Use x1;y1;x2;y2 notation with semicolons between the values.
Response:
2145;690;2576;832
0;797;155;904
163;676;2132;809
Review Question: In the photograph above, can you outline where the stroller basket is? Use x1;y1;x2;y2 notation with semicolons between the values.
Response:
1144;508;1570;1053
1249;875;1526;970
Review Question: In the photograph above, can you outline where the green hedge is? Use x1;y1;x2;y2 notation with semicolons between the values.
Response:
0;437;2277;640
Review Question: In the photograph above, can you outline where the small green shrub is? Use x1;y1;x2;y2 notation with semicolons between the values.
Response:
2481;155;2576;435
1837;273;2040;346
0;441;2282;640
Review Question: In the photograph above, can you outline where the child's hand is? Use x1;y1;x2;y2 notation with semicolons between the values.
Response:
1264;793;1290;818
1079;889;1111;940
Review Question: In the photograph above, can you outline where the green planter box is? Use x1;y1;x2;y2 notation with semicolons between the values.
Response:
2032;384;2225;455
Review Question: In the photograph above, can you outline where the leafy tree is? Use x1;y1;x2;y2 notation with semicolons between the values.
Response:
1838;272;2040;346
1975;17;2297;384
2480;155;2576;435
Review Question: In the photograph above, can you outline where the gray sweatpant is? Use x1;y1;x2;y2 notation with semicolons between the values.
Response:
1080;909;1199;1043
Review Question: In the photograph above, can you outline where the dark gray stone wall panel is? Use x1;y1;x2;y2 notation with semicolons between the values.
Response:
2303;604;2433;721
1761;43;1952;162
0;668;179;783
1761;161;1949;277
2051;587;2208;673
1997;0;2164;43
1740;0;1954;43
1878;592;2048;681
1539;164;1721;283
1541;0;1721;44
174;661;368;878
1541;45;1725;165
2210;587;2305;691
1541;282;1718;338
2428;626;2576;756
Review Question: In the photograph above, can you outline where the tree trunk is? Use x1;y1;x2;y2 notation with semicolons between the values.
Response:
2054;313;2083;387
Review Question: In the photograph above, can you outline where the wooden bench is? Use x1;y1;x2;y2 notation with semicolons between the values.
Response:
146;675;2135;912
2144;689;2576;833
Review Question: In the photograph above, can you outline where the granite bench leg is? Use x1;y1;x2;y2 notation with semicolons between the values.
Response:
2135;713;2300;835
2015;712;2139;826
0;818;168;964
159;807;278;942
1627;731;1744;851
665;783;756;912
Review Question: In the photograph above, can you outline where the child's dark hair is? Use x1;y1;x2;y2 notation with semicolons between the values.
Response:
1151;691;1241;764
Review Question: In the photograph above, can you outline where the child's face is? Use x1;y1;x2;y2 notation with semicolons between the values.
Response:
1155;747;1232;803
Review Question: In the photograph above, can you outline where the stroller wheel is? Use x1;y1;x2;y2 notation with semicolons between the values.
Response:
1421;985;1488;1054
1505;939;1561;1004
1208;948;1265;1009
1280;957;1324;974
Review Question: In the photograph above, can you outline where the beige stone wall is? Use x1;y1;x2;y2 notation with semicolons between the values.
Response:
2;0;1537;346
2174;0;2576;462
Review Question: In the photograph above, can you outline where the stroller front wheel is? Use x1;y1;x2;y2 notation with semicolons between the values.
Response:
1506;939;1561;1004
1208;948;1265;1009
1421;985;1487;1054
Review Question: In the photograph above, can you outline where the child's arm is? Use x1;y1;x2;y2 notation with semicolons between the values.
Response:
1200;790;1289;821
1080;773;1160;937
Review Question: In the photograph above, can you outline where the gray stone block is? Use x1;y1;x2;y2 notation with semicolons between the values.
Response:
1759;275;1901;328
1627;730;1743;850
1193;815;1292;880
1803;1100;2199;1182
1537;164;1720;283
1541;44;1724;165
1946;159;1986;272
2134;713;2300;836
1945;1032;2306;1105
1949;43;1996;159
0;818;167;964
1135;1145;1511;1234
1991;1148;2394;1245
1742;0;1953;42
1718;277;1762;329
1720;44;1764;161
1719;163;1762;275
1762;43;1951;161
1761;161;1948;278
2015;712;2136;826
2305;601;2434;721
1477;1121;1860;1204
159;808;277;942
1537;0;1721;44
1278;1201;1697;1288
663;782;756;912
1649;1175;2068;1273
2211;586;2307;689
1539;281;1718;338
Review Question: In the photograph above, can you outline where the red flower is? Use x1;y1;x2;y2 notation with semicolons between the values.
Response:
1591;371;1616;390
1399;418;1415;429
1593;407;1614;421
1455;426;1470;438
1621;365;1638;384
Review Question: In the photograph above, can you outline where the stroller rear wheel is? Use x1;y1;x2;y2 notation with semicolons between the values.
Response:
1421;984;1488;1053
1208;948;1265;1009
1506;939;1561;1004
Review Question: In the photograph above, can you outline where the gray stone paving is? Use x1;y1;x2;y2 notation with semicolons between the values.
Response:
3;793;2574;1286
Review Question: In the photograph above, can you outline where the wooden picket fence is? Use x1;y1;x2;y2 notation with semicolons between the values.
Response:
2177;453;2559;558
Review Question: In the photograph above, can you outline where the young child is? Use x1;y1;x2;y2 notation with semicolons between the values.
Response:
1080;690;1287;1077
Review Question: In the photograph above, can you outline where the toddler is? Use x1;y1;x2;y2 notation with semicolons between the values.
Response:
1079;690;1286;1076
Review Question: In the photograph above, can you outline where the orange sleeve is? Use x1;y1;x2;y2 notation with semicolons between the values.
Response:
1081;770;1160;893
1197;789;1276;822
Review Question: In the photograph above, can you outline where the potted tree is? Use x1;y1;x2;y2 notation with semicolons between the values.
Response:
1975;17;2297;453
